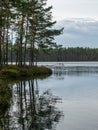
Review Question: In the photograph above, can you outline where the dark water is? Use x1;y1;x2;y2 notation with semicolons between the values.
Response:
1;62;98;130
0;79;62;130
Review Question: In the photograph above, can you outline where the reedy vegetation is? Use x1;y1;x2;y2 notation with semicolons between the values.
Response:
0;0;63;68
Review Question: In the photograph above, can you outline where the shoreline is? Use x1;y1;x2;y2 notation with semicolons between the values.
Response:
0;65;52;80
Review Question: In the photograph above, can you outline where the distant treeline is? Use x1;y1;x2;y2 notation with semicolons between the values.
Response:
8;47;98;62
37;47;98;61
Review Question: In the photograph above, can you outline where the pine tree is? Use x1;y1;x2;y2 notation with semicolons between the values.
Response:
27;0;64;66
0;0;63;67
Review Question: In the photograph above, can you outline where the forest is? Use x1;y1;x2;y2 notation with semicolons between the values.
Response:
0;0;63;68
37;47;98;61
0;0;97;67
7;47;98;62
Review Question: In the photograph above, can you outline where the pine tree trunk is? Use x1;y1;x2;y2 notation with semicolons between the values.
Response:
30;36;35;66
24;16;28;66
0;26;2;69
0;14;2;69
19;16;24;67
10;31;13;64
6;24;9;65
2;27;5;65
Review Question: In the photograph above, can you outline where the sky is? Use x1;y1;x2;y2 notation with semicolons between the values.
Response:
47;0;98;48
47;0;98;21
55;19;98;48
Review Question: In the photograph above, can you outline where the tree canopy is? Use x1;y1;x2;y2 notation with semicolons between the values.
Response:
0;0;63;67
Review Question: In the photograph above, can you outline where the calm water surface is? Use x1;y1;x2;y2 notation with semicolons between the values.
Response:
1;62;98;130
38;62;98;130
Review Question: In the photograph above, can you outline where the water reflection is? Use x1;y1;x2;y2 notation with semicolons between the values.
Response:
1;79;62;130
53;66;98;79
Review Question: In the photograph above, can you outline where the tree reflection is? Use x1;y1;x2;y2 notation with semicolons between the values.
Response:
53;66;98;79
0;82;12;130
1;79;62;130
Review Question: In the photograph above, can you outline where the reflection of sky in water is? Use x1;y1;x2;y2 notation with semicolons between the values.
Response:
3;62;98;130
38;66;98;130
4;79;62;130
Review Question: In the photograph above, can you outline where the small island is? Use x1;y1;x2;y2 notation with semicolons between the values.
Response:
0;0;63;80
0;65;52;79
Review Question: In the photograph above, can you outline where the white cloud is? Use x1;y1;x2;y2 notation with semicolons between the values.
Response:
47;0;98;47
54;18;98;48
47;0;98;21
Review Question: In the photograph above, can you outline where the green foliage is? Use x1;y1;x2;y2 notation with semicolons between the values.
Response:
0;69;19;78
37;47;98;61
36;66;52;75
0;65;52;79
0;83;11;117
18;68;29;77
0;0;63;67
0;83;11;127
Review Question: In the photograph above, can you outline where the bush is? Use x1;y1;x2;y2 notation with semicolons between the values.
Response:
0;65;52;79
18;68;29;77
0;69;19;78
0;83;11;116
37;66;52;75
30;66;52;76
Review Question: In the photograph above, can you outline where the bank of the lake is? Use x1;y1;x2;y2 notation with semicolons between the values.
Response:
0;65;52;79
0;65;52;126
1;62;98;130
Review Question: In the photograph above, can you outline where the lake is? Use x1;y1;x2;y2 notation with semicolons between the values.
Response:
1;62;98;130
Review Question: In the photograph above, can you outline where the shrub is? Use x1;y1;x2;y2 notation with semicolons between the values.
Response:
0;65;52;79
0;69;19;78
0;83;11;116
18;68;29;77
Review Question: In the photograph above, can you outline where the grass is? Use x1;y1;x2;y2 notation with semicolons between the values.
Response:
0;65;52;79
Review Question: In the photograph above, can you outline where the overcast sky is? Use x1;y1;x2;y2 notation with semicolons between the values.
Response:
47;0;98;21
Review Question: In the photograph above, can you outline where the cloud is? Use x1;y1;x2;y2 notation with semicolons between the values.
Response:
47;0;98;21
54;18;98;48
